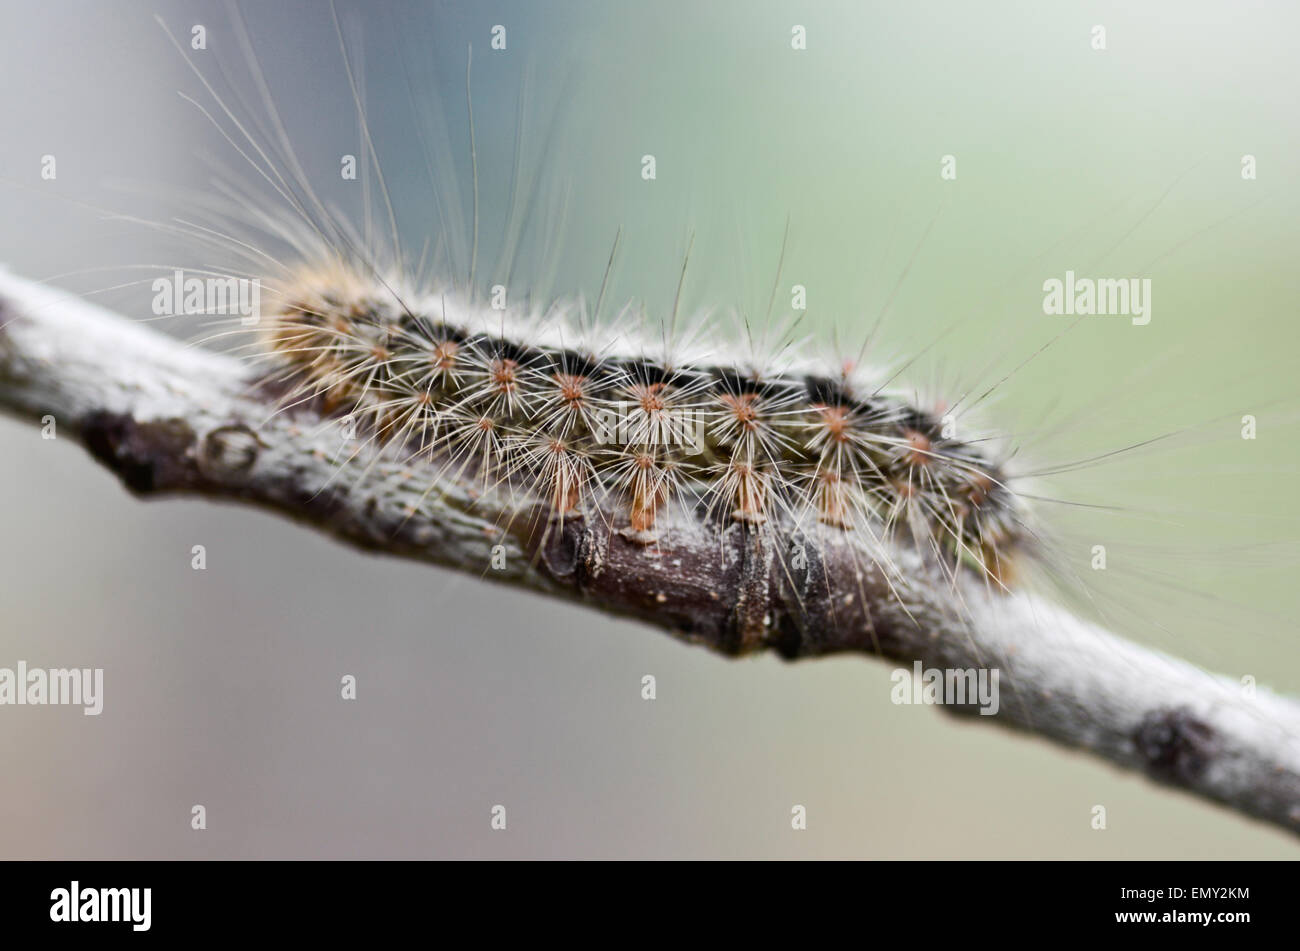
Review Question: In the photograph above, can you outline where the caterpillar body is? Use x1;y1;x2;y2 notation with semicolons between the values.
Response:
259;263;1024;595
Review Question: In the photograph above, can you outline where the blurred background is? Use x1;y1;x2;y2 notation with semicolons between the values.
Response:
1;0;1298;857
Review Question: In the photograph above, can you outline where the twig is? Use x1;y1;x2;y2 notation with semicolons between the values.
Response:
3;267;1299;837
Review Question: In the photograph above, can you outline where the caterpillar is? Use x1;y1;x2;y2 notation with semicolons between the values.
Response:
258;262;1023;589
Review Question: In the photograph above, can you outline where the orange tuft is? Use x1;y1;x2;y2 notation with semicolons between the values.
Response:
902;429;932;467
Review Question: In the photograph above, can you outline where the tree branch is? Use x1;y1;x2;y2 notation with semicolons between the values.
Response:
3;267;1299;837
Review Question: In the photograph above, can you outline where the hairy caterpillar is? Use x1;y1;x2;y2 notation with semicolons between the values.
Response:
260;263;1022;587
